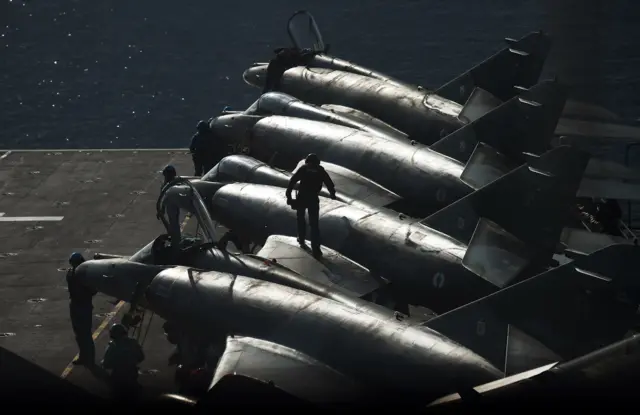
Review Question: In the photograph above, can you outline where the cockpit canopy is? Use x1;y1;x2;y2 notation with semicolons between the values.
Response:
287;10;326;53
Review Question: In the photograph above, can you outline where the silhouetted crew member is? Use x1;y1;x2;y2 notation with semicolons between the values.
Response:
263;47;307;93
190;120;224;176
161;164;177;189
595;198;623;236
285;153;336;257
102;323;145;399
66;252;96;366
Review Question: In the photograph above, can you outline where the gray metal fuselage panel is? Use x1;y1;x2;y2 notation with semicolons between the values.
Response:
210;183;494;312
183;241;386;316
279;67;466;144
146;267;502;400
249;92;409;144
320;103;410;140
250;116;470;212
308;54;414;90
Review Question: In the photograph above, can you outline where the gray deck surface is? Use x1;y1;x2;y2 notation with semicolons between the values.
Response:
0;149;196;402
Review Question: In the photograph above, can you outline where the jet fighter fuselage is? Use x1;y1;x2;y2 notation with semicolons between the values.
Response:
207;182;493;313
76;259;502;402
211;114;470;214
245;91;409;143
243;66;466;144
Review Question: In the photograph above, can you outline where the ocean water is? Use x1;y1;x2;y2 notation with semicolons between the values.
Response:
2;0;640;225
2;0;638;150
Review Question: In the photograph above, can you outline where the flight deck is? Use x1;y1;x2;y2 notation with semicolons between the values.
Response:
0;149;198;403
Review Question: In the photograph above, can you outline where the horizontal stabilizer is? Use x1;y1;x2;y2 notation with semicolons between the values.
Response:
421;146;590;287
255;235;382;298
425;244;640;374
435;31;551;104
578;178;640;202
555;118;640;142
560;227;634;255
431;79;568;165
562;99;621;121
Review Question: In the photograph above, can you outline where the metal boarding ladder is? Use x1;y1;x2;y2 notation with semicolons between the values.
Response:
580;206;638;242
617;219;638;241
577;137;640;241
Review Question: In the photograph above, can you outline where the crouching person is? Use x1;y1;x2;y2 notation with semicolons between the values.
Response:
102;323;145;400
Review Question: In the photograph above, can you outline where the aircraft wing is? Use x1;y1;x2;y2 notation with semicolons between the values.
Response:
555;117;640;143
255;235;383;298
429;333;640;408
208;336;372;407
428;362;559;407
559;227;633;255
562;99;621;121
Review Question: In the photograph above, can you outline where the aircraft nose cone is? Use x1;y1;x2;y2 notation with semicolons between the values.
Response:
243;64;268;88
208;114;260;151
75;259;164;302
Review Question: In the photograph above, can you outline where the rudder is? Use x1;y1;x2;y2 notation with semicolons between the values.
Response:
421;146;590;288
435;31;551;104
424;244;640;375
431;79;568;169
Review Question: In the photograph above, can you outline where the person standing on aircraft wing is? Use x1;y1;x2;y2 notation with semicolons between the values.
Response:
102;323;145;400
66;252;97;366
285;153;336;258
190;120;225;176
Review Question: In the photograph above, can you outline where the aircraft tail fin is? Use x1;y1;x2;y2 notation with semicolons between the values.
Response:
432;80;568;183
424;244;640;376
421;146;590;288
435;31;551;104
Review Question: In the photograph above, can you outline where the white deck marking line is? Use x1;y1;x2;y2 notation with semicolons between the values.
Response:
0;151;11;160
0;148;188;152
60;213;192;379
59;301;126;379
0;215;64;222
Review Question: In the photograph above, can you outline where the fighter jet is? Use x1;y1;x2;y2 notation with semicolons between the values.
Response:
240;91;410;144
161;146;590;314
275;10;549;97
76;242;639;408
210;80;567;216
200;153;636;259
243;10;640;145
202;154;404;212
245;12;551;145
244;60;547;148
126;233;390;315
76;255;502;406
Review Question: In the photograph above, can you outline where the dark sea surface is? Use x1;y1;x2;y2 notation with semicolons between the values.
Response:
2;0;639;152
